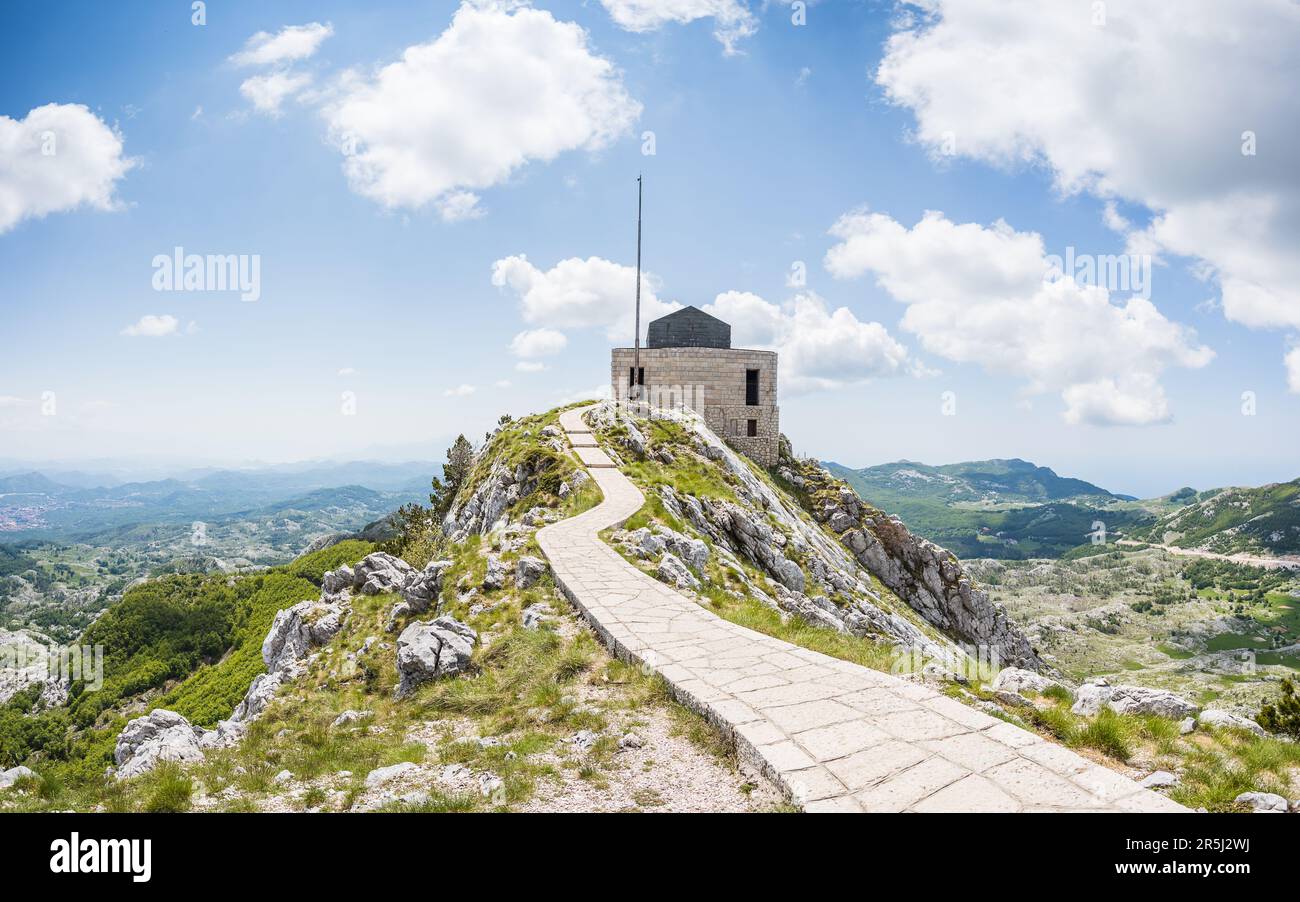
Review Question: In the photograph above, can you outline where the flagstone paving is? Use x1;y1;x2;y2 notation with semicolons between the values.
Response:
536;405;1187;813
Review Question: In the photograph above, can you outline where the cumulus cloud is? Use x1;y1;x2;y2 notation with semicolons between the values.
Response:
121;314;180;338
0;103;135;234
1062;376;1172;428
443;384;477;397
509;327;568;358
1286;346;1300;394
825;210;1213;424
599;0;757;54
492;254;678;341
876;0;1300;382
703;290;913;394
323;2;640;220
229;22;333;67
516;361;548;372
240;71;313;116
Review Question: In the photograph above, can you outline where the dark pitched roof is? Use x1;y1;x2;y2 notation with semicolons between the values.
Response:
646;305;731;349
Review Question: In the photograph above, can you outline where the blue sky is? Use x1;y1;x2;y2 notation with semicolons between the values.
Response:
1;0;1297;498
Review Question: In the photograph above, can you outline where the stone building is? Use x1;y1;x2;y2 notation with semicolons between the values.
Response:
611;306;780;466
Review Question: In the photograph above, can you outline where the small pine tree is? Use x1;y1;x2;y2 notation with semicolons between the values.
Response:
429;434;475;517
1257;678;1300;739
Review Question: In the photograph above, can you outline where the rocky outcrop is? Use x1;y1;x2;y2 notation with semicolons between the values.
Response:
331;709;370;728
824;491;1043;672
395;616;477;697
352;552;415;595
992;667;1067;696
262;599;346;673
0;628;68;708
514;556;548;589
0;765;36;789
1140;770;1178;789
633;526;709;572
322;564;354;597
114;709;208;779
482;555;507;591
1071;680;1199;719
1198;709;1267;737
401;559;451;613
656;553;701;590
1234;791;1289;813
364;761;418;789
521;602;552;630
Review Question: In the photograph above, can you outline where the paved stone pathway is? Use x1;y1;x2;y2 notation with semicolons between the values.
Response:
536;406;1186;812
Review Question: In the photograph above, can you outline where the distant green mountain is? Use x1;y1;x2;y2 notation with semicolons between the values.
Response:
823;458;1152;560
824;458;1124;504
1132;479;1300;556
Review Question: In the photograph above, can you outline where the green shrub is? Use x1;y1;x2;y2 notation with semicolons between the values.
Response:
1257;678;1300;739
284;539;374;584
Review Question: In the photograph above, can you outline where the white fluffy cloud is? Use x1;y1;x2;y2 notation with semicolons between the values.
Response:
324;2;640;220
599;0;757;54
1286;346;1300;395
0;103;134;234
229;22;333;67
492;254;678;341
509;327;568;358
240;71;313;116
1061;376;1173;428
443;384;477;397
876;0;1300;378
493;252;913;394
825;210;1213;424
704;290;913;393
121;314;180;338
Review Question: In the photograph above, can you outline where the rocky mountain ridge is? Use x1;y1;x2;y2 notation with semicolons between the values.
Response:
582;402;1044;672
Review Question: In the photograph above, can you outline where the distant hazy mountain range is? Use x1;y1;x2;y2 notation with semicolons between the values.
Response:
0;461;438;541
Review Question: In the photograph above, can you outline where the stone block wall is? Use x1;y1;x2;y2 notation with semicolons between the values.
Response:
610;347;779;466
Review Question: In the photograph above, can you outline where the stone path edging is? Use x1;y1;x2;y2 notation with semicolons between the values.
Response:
536;405;1186;812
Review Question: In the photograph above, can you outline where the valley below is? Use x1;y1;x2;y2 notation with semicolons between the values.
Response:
0;465;433;642
970;548;1300;711
828;457;1300;710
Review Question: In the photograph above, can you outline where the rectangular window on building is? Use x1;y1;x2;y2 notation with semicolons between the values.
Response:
745;369;759;406
628;367;644;388
747;418;758;437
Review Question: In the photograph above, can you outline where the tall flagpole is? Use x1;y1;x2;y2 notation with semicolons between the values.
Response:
633;174;643;401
